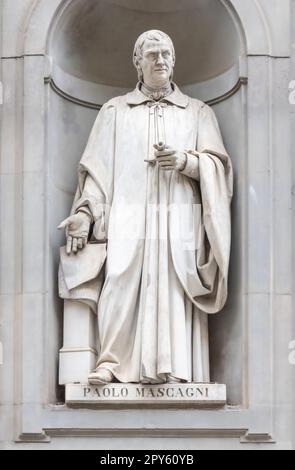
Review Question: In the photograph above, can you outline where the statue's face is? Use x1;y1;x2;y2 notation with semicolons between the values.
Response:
140;38;174;88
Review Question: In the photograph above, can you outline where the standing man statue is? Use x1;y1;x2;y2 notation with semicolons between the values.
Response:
59;30;233;385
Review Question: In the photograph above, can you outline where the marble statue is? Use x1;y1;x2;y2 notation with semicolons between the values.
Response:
58;30;233;385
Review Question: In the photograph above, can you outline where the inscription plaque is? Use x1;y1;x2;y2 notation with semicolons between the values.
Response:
66;383;226;406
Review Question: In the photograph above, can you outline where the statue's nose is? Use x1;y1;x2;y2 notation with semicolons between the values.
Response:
156;54;165;65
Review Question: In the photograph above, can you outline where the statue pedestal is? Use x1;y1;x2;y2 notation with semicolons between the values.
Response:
59;300;98;385
65;383;226;407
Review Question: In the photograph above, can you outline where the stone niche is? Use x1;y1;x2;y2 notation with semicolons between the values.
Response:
46;0;246;407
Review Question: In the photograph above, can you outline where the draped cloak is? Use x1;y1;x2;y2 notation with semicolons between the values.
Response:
59;84;233;383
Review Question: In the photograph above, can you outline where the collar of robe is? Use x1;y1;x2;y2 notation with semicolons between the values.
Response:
140;82;173;102
126;82;189;109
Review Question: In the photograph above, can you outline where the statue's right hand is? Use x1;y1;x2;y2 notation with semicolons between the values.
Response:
58;212;91;255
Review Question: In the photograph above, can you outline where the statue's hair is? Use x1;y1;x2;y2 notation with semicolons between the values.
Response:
133;30;175;82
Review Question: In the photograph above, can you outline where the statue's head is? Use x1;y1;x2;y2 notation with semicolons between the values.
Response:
133;30;175;88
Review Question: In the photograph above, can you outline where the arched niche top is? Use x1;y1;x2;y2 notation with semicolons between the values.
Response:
17;0;290;108
48;0;243;87
21;0;291;61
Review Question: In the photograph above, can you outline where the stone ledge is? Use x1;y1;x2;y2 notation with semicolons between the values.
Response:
65;383;226;407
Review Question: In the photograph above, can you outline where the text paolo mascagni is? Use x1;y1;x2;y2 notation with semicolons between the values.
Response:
84;385;209;399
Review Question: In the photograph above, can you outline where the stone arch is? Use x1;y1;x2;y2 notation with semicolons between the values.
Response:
45;0;249;107
22;0;273;57
18;0;278;109
19;0;283;116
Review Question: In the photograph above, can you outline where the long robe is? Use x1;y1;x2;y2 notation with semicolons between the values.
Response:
60;83;233;383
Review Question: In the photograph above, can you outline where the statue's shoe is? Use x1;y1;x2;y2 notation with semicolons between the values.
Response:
88;368;114;385
166;374;182;383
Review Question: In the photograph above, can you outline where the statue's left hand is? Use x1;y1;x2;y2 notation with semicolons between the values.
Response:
154;145;187;171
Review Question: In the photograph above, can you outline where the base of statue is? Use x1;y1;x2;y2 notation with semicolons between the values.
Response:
65;383;226;407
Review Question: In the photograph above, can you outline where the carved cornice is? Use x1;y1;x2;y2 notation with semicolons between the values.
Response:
16;432;51;444
14;425;275;444
206;77;248;106
44;76;248;109
43;427;274;444
44;76;103;110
